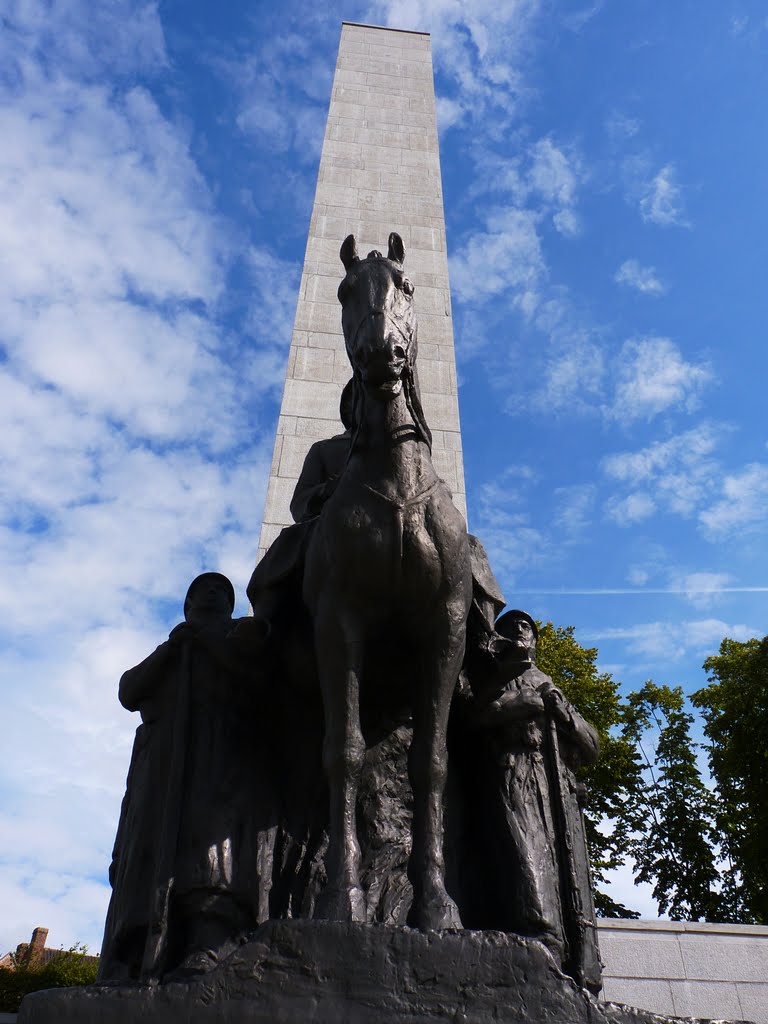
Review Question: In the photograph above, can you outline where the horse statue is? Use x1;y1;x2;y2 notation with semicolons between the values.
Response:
302;232;473;931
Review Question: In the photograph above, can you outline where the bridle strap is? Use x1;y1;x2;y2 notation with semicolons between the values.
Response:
348;307;413;352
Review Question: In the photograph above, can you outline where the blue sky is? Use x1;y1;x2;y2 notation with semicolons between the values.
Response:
1;0;767;953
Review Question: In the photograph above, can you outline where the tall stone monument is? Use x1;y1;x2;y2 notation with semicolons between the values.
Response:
258;21;465;563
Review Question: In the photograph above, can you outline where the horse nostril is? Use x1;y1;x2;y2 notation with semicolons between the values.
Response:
393;345;406;361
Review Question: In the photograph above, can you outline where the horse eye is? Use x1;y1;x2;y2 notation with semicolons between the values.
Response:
401;277;414;296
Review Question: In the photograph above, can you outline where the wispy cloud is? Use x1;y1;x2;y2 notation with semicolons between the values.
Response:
605;491;656;526
527;137;583;236
605;111;641;141
0;0;282;953
590;618;761;661
601;422;727;521
639;163;688;227
370;0;543;131
0;0;168;79
515;585;768;597
471;465;548;581
553;484;595;536
608;337;712;422
669;571;733;610
602;423;722;485
562;1;606;32
700;463;768;537
450;206;544;305
614;259;666;295
230;29;332;159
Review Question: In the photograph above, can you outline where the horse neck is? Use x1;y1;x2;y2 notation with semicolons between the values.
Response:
351;386;436;500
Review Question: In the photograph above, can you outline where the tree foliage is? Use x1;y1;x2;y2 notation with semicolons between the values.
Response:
695;636;768;923
0;944;98;1013
621;681;720;921
537;623;726;922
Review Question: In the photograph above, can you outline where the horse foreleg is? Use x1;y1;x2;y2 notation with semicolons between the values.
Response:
408;626;465;931
314;623;367;924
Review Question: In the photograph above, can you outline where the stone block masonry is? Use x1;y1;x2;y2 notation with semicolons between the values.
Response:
258;22;465;560
598;919;768;1023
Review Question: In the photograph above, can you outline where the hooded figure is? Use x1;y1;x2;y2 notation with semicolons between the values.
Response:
99;573;274;982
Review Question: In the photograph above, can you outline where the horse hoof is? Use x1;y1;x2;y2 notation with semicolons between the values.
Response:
412;894;463;932
315;885;367;924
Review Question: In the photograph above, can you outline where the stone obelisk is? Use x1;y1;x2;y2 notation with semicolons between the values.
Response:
258;21;465;559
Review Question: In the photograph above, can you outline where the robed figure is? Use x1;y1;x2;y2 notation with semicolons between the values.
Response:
99;573;274;982
456;609;602;993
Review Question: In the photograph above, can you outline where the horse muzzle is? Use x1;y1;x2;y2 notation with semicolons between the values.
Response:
358;355;406;398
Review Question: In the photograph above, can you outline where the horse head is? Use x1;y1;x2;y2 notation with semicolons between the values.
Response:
337;232;417;400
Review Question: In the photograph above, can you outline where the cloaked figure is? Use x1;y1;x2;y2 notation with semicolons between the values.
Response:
99;573;274;982
458;609;602;993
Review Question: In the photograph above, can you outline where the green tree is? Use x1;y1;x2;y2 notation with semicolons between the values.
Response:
536;622;642;917
0;944;98;1013
621;681;721;920
694;636;768;923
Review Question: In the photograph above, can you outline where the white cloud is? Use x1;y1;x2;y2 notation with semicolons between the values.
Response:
450;207;544;304
609;337;712;422
225;26;332;160
671;571;733;610
0;0;167;79
552;207;580;237
614;259;666;295
605;491;656;526
553;484;595;536
531;325;605;414
591;618;761;662
602;423;741;528
603;423;721;485
527;138;582;235
639;163;688;227
436;95;465;130
562;2;606;32
700;463;768;537
470;465;548;582
451;135;585;350
0;0;282;955
369;0;542;131
602;423;726;524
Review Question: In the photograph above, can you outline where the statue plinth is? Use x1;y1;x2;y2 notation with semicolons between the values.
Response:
19;919;719;1024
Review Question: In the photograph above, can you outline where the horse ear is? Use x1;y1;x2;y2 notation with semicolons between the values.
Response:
340;234;359;270
388;232;405;265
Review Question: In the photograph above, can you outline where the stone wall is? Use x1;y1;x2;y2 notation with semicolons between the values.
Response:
598;919;768;1022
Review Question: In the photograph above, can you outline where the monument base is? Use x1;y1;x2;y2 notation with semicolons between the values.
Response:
18;920;752;1024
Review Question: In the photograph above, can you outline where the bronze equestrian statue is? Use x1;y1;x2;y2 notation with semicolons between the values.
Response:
301;232;472;930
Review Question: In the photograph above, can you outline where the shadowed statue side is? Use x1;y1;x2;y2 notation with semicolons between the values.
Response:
302;232;472;930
